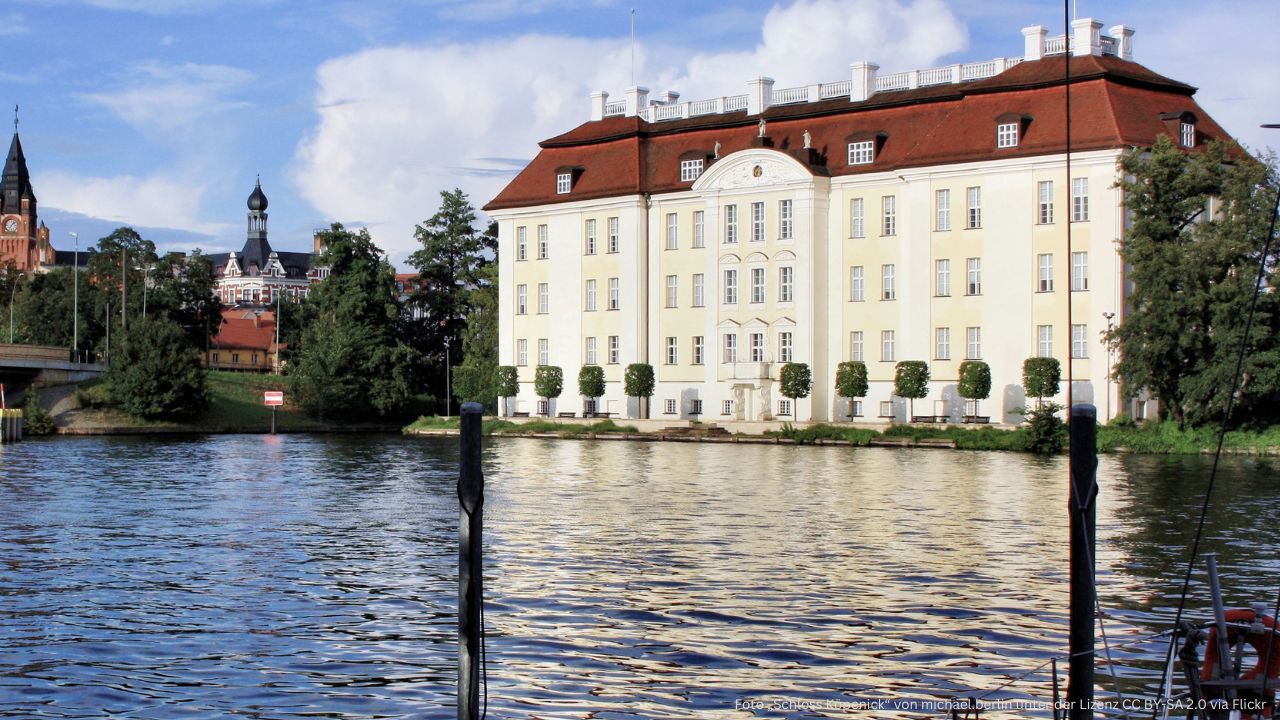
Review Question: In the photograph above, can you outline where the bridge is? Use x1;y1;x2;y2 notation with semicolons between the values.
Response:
0;344;107;389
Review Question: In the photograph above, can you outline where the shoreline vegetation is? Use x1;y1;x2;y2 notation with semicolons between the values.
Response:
403;415;1280;455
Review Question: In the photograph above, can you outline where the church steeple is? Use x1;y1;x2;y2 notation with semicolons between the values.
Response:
2;130;35;219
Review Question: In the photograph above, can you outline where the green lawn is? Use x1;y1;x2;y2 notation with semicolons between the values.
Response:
404;416;637;436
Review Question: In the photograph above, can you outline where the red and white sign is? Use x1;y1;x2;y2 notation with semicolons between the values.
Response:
263;391;285;407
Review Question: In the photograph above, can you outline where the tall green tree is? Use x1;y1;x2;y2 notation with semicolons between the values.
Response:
451;261;500;412
1110;137;1280;425
104;315;209;419
88;227;158;336
145;250;223;352
291;223;418;420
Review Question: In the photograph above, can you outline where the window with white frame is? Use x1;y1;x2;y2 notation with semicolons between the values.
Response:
850;331;864;361
851;198;865;238
724;269;738;304
1180;122;1195;148
778;399;792;416
585;219;597;255
1038;181;1054;224
750;202;765;242
585;337;598;365
1037;254;1054;292
517;226;528;260
966;186;981;228
778;266;793;303
693;336;704;365
935;259;951;297
584;398;598;415
608;217;619;253
935;327;950;360
516;284;527;314
1072;177;1089;222
666;213;678;250
966;258;982;295
693;273;705;307
1072;324;1089;358
537;283;549;314
537;224;549;259
664;398;677;414
722;333;738;363
538;338;549;366
965;327;981;359
750;267;765;304
936;189;951;231
882;195;896;236
608;277;619;310
749;332;765;362
882;264;896;300
778;331;793;363
665;275;678;308
879;401;894;418
779;199;793;240
848;140;874;165
585;279;596;311
851;266;864;301
680;158;704;182
693;211;705;248
665;336;678;365
1038;325;1053;357
722;399;734;416
852;400;864;417
517;338;527;366
691;399;703;415
882;330;895;362
556;172;572;194
608;335;619;364
1071;252;1089;291
997;122;1018;148
724;204;738;244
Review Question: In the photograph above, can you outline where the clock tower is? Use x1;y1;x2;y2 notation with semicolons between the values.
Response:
0;126;52;272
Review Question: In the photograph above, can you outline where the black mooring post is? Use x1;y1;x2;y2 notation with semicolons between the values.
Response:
1068;403;1098;720
458;402;484;720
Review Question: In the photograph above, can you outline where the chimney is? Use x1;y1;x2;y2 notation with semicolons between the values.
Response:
1108;24;1135;60
313;232;325;255
1022;25;1047;61
590;90;608;121
1071;17;1103;57
623;86;649;117
746;77;774;115
653;90;680;105
849;61;879;103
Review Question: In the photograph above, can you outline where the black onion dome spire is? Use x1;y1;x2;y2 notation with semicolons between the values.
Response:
247;176;268;211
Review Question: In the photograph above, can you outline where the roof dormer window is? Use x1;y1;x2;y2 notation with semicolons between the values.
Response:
556;172;572;194
1180;121;1196;148
680;158;704;183
997;122;1019;148
847;140;875;165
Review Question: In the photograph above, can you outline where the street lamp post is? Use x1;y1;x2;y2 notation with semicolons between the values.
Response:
8;272;24;343
69;232;78;362
444;335;452;417
142;264;153;319
121;246;127;332
274;286;281;375
1103;312;1116;422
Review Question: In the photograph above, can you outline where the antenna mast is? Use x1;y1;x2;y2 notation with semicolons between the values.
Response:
630;8;636;87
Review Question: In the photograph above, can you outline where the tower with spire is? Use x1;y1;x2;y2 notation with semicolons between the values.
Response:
0;111;53;272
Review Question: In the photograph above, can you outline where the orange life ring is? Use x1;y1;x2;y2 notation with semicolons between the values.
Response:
1201;608;1280;681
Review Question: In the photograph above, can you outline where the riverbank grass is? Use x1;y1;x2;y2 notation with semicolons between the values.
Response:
405;416;638;436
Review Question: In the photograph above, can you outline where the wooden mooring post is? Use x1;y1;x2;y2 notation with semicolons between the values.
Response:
1068;404;1098;720
458;402;484;720
0;408;22;442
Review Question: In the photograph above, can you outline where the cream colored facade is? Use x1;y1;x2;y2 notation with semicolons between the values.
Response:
495;149;1122;423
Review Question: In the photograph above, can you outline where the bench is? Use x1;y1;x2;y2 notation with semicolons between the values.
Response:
511;411;530;417
961;415;991;424
911;415;942;423
557;412;577;418
586;411;615;419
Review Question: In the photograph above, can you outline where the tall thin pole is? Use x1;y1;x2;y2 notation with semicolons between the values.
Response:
445;336;452;417
629;8;636;87
121;246;127;332
70;232;78;361
1064;5;1074;414
274;287;281;375
1068;404;1098;720
8;272;23;343
457;402;485;720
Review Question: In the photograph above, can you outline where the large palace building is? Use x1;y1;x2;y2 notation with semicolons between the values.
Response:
486;19;1231;424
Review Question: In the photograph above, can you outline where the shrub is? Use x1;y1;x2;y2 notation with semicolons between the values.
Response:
894;360;930;418
1023;357;1061;406
496;366;519;398
835;361;868;420
105;316;209;419
21;386;54;435
578;364;605;399
957;360;991;416
1024;402;1067;454
780;363;812;401
623;363;655;399
1108;411;1136;429
534;365;563;400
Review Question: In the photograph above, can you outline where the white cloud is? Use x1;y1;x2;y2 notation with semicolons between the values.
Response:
291;0;967;263
79;62;252;149
35;170;230;236
0;11;30;35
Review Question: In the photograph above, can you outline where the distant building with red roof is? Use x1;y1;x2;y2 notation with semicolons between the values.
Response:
205;309;281;373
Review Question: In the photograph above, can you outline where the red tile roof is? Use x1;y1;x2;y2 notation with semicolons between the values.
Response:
213;312;277;351
485;55;1232;212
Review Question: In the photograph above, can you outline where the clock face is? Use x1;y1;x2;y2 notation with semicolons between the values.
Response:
3;219;16;233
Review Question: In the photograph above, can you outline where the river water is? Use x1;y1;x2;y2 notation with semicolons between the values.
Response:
0;434;1277;719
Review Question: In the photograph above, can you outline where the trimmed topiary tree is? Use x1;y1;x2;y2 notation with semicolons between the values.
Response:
496;365;519;416
957;360;992;419
578;365;605;415
1023;357;1062;409
894;360;930;421
835;361;869;421
624;363;655;419
779;363;811;416
534;365;563;415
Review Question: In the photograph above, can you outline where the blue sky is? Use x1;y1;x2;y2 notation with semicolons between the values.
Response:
3;0;1277;267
